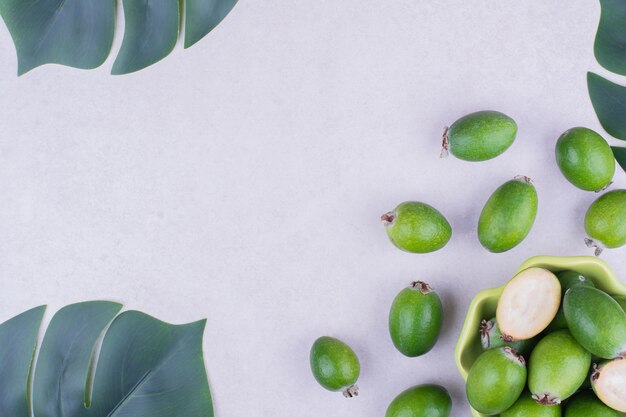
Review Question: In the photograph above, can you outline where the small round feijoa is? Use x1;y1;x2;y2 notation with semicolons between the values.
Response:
565;390;618;417
382;202;452;253
466;347;527;415
496;267;561;341
585;190;626;255
389;281;443;357
529;330;591;405
564;286;626;359
547;271;595;332
480;318;535;355
310;336;360;397
501;391;562;417
478;176;538;253
442;110;517;161
555;127;615;191
591;359;626;412
386;384;452;417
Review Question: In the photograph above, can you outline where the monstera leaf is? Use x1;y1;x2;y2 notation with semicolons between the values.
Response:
0;0;238;75
0;301;213;417
587;72;626;141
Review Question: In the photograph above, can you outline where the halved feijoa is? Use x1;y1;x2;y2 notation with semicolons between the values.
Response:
310;336;360;397
529;330;591;405
501;391;561;417
442;110;517;161
565;390;618;417
480;318;535;355
386;384;452;417
382;202;452;253
564;286;626;359
591;359;626;412
585;189;626;255
478;176;538;253
466;347;527;415
555;127;615;192
389;281;443;357
496;267;561;341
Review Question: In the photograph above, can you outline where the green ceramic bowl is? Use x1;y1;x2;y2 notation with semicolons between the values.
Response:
455;255;626;417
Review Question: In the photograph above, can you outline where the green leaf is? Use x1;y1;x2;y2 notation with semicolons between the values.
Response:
588;72;626;140
0;0;115;75
0;306;45;417
111;0;180;75
595;0;626;76
185;0;239;48
0;302;213;417
612;146;626;173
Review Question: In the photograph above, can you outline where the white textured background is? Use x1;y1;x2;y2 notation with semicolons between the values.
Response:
0;1;624;416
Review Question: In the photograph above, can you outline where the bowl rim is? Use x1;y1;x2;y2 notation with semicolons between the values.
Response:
454;255;626;417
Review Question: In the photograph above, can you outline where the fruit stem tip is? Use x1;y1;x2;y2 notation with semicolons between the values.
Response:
342;385;359;398
440;127;449;158
381;212;395;225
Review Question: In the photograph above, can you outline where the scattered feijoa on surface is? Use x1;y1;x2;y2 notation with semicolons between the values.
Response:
547;270;595;332
529;330;591;405
382;202;452;253
585;189;626;255
442;110;517;161
480;317;535;355
466;347;527;415
565;390;618;417
555;127;615;192
564;286;626;359
478;176;538;253
389;281;443;357
501;391;562;417
310;336;360;397
591;359;626;412
496;267;561;341
386;384;452;417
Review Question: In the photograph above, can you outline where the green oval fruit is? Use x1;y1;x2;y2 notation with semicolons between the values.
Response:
591;359;626;412
585;189;626;255
478;177;538;253
386;384;452;417
555;127;615;191
613;295;626;312
480;318;535;355
389;281;443;357
547;271;595;332
501;391;562;417
565;390;618;417
382;202;452;253
466;347;527;415
310;336;360;397
564;286;626;359
529;330;591;405
443;110;517;161
496;267;561;341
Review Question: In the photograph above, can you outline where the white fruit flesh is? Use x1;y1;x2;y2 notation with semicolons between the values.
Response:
496;267;561;340
594;359;626;412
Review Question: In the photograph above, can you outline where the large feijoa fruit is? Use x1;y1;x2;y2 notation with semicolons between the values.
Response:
479;317;535;355
565;390;618;417
441;110;517;161
382;202;452;253
310;336;360;397
563;286;626;359
501;391;561;417
389;281;443;357
386;384;452;417
466;347;527;415
478;176;538;253
584;189;626;255
496;267;561;341
528;330;591;405
546;270;595;332
591;359;626;412
555;127;615;192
